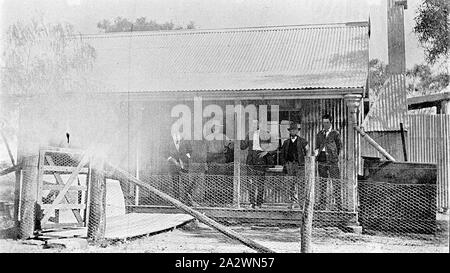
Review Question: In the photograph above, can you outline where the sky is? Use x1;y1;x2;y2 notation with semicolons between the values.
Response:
0;0;427;69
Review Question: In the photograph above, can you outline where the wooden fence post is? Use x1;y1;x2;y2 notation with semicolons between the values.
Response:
400;122;408;161
87;161;106;241
233;100;243;208
18;155;39;239
301;156;316;253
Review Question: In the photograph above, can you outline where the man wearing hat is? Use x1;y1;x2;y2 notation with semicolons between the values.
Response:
280;121;310;209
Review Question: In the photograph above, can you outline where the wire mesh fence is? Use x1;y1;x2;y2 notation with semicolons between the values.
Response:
134;163;344;212
92;163;447;252
133;162;347;211
10;148;448;252
95;161;447;244
358;181;437;234
0;171;15;231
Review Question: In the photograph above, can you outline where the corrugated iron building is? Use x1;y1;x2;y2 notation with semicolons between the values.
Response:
407;114;450;210
361;74;408;161
80;23;369;176
6;22;370;213
77;23;369;94
361;0;408;163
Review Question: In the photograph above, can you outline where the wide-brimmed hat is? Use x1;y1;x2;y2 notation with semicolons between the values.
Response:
287;122;299;131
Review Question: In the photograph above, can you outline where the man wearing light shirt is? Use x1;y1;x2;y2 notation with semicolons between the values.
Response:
241;119;273;209
314;114;342;211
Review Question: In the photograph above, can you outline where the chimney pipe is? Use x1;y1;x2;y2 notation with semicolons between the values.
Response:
387;0;407;74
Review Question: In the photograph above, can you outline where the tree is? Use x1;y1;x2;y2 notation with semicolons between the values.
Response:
97;17;195;33
413;0;449;65
369;58;448;98
2;18;96;96
406;63;449;95
1;18;97;148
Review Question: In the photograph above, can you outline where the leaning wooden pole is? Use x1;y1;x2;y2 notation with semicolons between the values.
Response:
301;156;316;253
400;122;408;161
104;162;275;253
87;160;107;241
354;126;396;162
0;129;16;166
0;165;20;176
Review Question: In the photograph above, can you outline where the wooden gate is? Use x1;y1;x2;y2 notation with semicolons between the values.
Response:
36;147;91;229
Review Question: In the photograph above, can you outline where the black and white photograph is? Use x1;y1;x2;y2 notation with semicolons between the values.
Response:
0;0;448;258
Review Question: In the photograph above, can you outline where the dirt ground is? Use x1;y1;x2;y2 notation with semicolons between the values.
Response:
1;219;448;253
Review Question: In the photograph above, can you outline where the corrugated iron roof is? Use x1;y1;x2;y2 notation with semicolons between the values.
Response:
76;22;369;94
362;74;408;131
3;22;369;96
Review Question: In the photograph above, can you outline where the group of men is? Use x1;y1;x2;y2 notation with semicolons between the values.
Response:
166;113;342;211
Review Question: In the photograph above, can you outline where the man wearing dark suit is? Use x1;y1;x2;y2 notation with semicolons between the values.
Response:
280;122;310;209
240;119;272;209
314;114;342;211
167;131;194;206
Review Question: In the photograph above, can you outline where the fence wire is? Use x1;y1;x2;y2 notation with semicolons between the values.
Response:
10;149;448;252
0;171;15;231
94;164;447;251
358;181;437;234
133;163;349;212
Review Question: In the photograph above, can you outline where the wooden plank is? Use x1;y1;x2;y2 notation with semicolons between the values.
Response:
0;165;20;176
104;213;194;240
126;205;357;227
40;227;87;238
39;213;195;240
41;222;85;230
43;165;89;174
42;185;87;191
41;153;89;224
36;150;46;226
46;155;85;224
39;146;85;154
84;161;92;227
41;204;86;210
407;92;450;109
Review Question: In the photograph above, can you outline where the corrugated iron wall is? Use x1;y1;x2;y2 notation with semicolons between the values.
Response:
363;74;407;132
361;131;406;161
408;114;450;210
295;99;349;178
